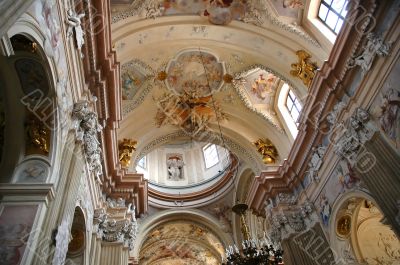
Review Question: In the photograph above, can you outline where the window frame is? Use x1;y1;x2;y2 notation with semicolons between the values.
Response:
202;144;219;169
318;0;348;35
285;89;302;126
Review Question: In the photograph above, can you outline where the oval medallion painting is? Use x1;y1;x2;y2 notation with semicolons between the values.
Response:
166;49;225;97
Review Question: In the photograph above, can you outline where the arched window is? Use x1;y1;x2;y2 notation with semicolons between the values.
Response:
203;144;219;169
286;89;302;125
137;156;147;170
318;0;348;34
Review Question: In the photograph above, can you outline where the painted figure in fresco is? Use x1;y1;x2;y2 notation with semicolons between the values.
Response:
319;194;331;226
380;87;400;143
283;0;304;8
251;74;275;100
337;161;360;192
167;155;184;180
0;224;30;264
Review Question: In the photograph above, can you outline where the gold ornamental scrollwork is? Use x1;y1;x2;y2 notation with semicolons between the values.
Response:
26;116;50;155
118;138;137;168
254;138;278;164
290;50;318;87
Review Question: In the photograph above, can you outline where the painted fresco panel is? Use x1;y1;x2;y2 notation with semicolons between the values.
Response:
0;205;38;265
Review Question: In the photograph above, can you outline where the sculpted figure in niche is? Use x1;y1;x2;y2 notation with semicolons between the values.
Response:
166;155;184;181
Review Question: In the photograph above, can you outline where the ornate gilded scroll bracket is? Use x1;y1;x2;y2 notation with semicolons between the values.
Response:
290;50;318;87
119;138;137;168
254;138;278;164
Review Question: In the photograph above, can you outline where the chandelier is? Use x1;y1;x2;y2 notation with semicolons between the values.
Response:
223;203;284;265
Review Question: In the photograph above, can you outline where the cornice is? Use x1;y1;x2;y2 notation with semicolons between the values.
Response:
81;0;147;214
245;0;382;214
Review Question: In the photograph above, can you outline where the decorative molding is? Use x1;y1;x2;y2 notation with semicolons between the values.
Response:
333;108;377;166
290;50;318;87
111;0;320;47
348;32;392;76
93;201;138;250
119;139;137;168
304;145;327;183
326;101;346;126
52;218;71;265
111;1;144;24
242;0;320;47
269;200;319;243
232;64;299;133
132;130;260;172
245;0;379;214
72;100;104;182
254;138;279;164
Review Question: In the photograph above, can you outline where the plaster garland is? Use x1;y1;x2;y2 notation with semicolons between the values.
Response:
93;201;139;250
72;100;104;183
333;108;377;166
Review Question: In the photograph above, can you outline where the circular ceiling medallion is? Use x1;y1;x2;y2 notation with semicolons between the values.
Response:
166;49;225;97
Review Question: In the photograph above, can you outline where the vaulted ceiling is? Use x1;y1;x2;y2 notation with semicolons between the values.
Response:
110;0;328;172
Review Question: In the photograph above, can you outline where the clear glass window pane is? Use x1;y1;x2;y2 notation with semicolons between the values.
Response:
286;97;294;110
291;108;300;121
335;19;344;33
319;0;347;35
341;6;348;16
323;0;333;5
294;99;302;110
203;144;219;168
332;0;346;13
138;156;146;169
326;11;339;29
318;4;329;20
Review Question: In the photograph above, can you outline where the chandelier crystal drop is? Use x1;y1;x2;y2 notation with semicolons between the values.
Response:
223;203;284;265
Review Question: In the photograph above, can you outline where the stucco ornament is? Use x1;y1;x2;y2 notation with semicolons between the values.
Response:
268;200;319;244
306;145;327;182
334;108;377;166
93;201;138;250
348;32;391;76
52;218;71;265
66;9;86;58
72;100;104;182
326;101;346;126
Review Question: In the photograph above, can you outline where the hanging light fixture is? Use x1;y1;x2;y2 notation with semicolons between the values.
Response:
198;49;283;263
223;203;284;265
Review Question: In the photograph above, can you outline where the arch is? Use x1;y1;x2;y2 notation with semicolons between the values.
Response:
3;13;65;185
66;206;87;265
133;209;233;259
328;189;400;264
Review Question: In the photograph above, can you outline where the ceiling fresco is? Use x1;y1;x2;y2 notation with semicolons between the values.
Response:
139;221;224;265
166;49;225;96
111;0;305;24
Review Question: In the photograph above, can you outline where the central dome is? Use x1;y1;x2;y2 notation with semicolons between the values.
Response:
135;138;236;208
